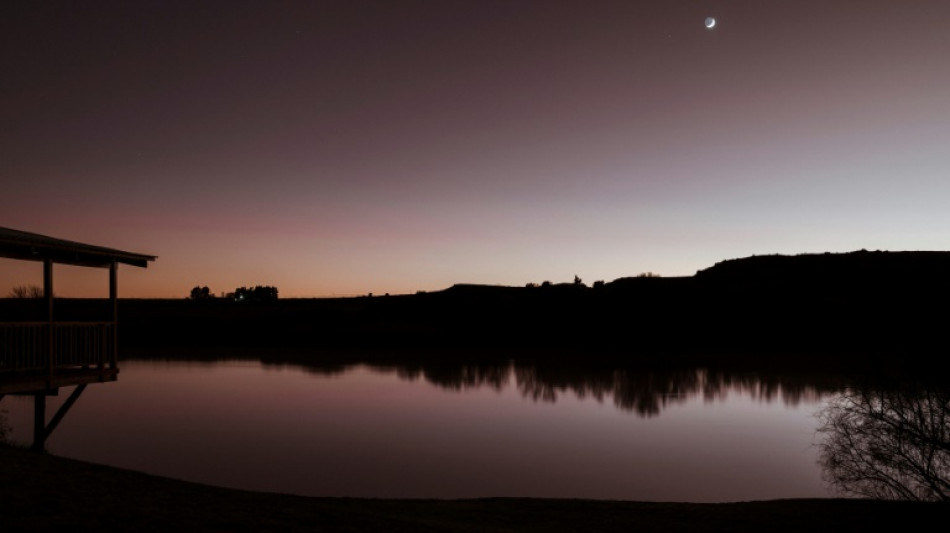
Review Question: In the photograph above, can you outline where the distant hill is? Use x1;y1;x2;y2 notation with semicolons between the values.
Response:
441;250;950;294
4;249;950;364
695;250;950;283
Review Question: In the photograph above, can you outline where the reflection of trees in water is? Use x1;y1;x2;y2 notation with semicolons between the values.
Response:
515;366;700;416
818;385;950;501
128;351;841;417
388;362;510;392
700;370;829;407
352;360;839;418
272;358;839;418
514;366;834;417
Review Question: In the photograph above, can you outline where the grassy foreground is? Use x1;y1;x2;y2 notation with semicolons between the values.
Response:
1;445;946;532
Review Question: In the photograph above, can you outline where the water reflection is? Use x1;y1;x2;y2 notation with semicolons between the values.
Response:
135;350;847;417
395;362;839;417
306;361;843;416
512;365;834;417
6;349;947;501
4;352;871;501
818;383;950;501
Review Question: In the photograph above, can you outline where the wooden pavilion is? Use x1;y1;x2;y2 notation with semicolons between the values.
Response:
0;227;155;450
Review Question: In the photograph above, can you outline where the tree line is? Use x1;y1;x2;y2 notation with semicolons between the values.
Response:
189;285;278;301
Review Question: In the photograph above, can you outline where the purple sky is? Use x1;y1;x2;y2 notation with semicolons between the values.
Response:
3;1;950;297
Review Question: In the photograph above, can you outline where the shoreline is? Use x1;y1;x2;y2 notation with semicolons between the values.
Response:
2;445;946;532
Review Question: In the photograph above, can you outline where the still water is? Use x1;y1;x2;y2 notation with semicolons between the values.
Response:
2;357;836;502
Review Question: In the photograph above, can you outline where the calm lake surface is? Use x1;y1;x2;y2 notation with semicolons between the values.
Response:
2;357;837;502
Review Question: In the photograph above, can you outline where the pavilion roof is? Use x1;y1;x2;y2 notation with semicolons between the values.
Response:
0;227;156;268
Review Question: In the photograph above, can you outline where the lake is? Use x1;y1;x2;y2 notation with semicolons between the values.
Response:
2;355;840;502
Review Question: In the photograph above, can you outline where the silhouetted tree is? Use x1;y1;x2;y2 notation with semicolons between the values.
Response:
233;285;278;302
592;280;605;289
636;272;660;278
818;385;950;501
573;275;584;286
189;286;213;300
234;287;249;301
8;284;44;298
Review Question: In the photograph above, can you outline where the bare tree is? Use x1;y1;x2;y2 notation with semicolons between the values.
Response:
7;284;44;298
817;385;950;501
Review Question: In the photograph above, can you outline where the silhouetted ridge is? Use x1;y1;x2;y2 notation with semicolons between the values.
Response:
7;249;950;362
443;284;524;295
696;250;950;283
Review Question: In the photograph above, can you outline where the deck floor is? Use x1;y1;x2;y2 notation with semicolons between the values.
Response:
0;367;118;395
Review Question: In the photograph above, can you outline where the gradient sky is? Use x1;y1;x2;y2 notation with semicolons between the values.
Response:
3;1;950;297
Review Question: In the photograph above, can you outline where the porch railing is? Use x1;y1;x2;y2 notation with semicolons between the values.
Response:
0;322;116;373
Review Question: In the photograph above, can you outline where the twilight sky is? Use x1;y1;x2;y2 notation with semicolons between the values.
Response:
3;1;950;298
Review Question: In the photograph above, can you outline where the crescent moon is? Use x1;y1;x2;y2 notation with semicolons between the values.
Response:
705;17;716;29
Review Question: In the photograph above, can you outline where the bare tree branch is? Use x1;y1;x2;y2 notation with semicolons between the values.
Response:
818;385;950;501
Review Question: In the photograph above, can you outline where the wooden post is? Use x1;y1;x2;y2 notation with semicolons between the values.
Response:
98;323;105;370
43;384;86;442
110;260;117;369
44;259;54;381
32;393;46;452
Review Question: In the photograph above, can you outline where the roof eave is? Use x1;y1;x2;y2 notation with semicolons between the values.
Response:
0;242;156;269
